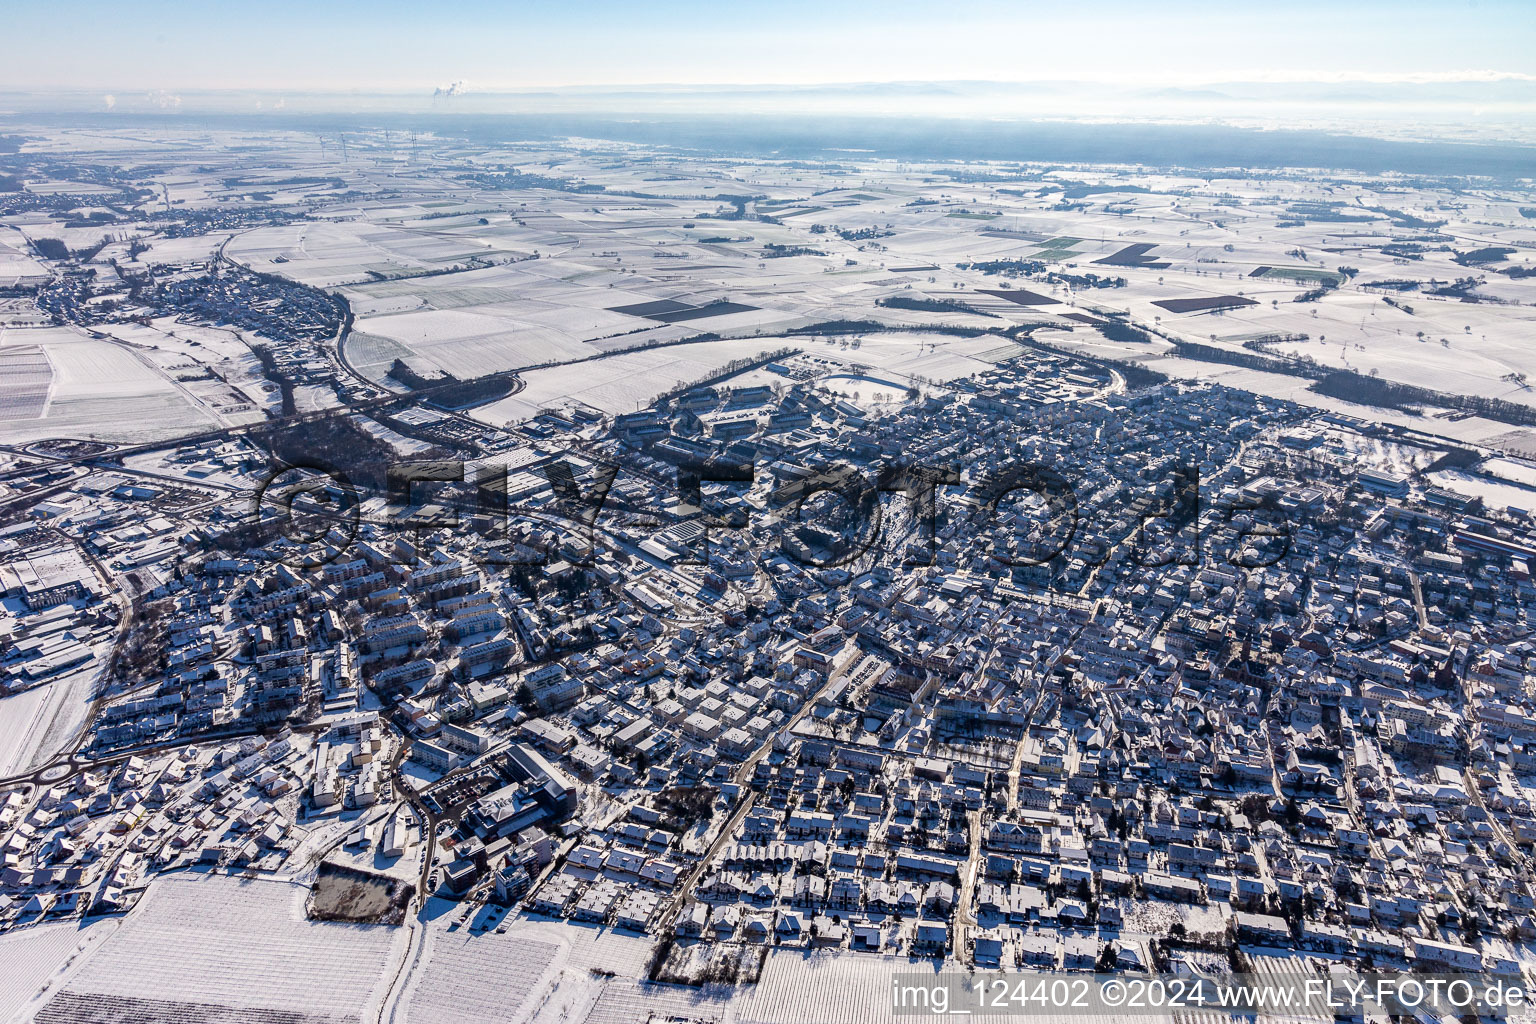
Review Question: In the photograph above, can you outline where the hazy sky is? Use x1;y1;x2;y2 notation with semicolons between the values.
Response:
6;0;1534;93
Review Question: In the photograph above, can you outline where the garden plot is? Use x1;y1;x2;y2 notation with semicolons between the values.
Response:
40;873;405;1024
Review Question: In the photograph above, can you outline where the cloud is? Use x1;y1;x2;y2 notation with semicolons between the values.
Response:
433;79;470;97
102;93;116;109
146;90;182;109
1237;69;1536;85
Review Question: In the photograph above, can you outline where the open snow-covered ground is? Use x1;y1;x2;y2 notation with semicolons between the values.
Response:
0;920;114;1024
11;891;1199;1024
391;905;569;1024
0;327;222;445
0;685;65;778
464;329;1013;427
0;226;50;285
468;338;787;424
0;659;99;777
1428;469;1536;512
396;924;561;1024
1034;328;1536;449
396;912;1020;1024
188;147;1536;455
29;873;406;1024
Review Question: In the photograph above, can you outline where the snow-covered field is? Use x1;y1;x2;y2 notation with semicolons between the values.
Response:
190;154;1536;454
227;222;507;290
0;342;52;420
0;328;221;445
1483;456;1536;487
31;873;406;1024
0;660;99;777
1428;469;1536;513
0;920;115;1024
385;909;658;1024
11;889;1203;1024
396;914;562;1024
0;226;50;284
1035;328;1536;448
89;319;274;420
796;331;1016;383
469;338;797;425
461;327;1013;427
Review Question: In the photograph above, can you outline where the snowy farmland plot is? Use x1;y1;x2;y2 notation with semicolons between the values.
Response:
0;920;115;1024
396;913;562;1024
384;908;659;1024
0;342;52;420
0;226;50;284
35;873;405;1024
226;220;535;290
0;328;220;445
0;658;99;777
468;337;799;424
